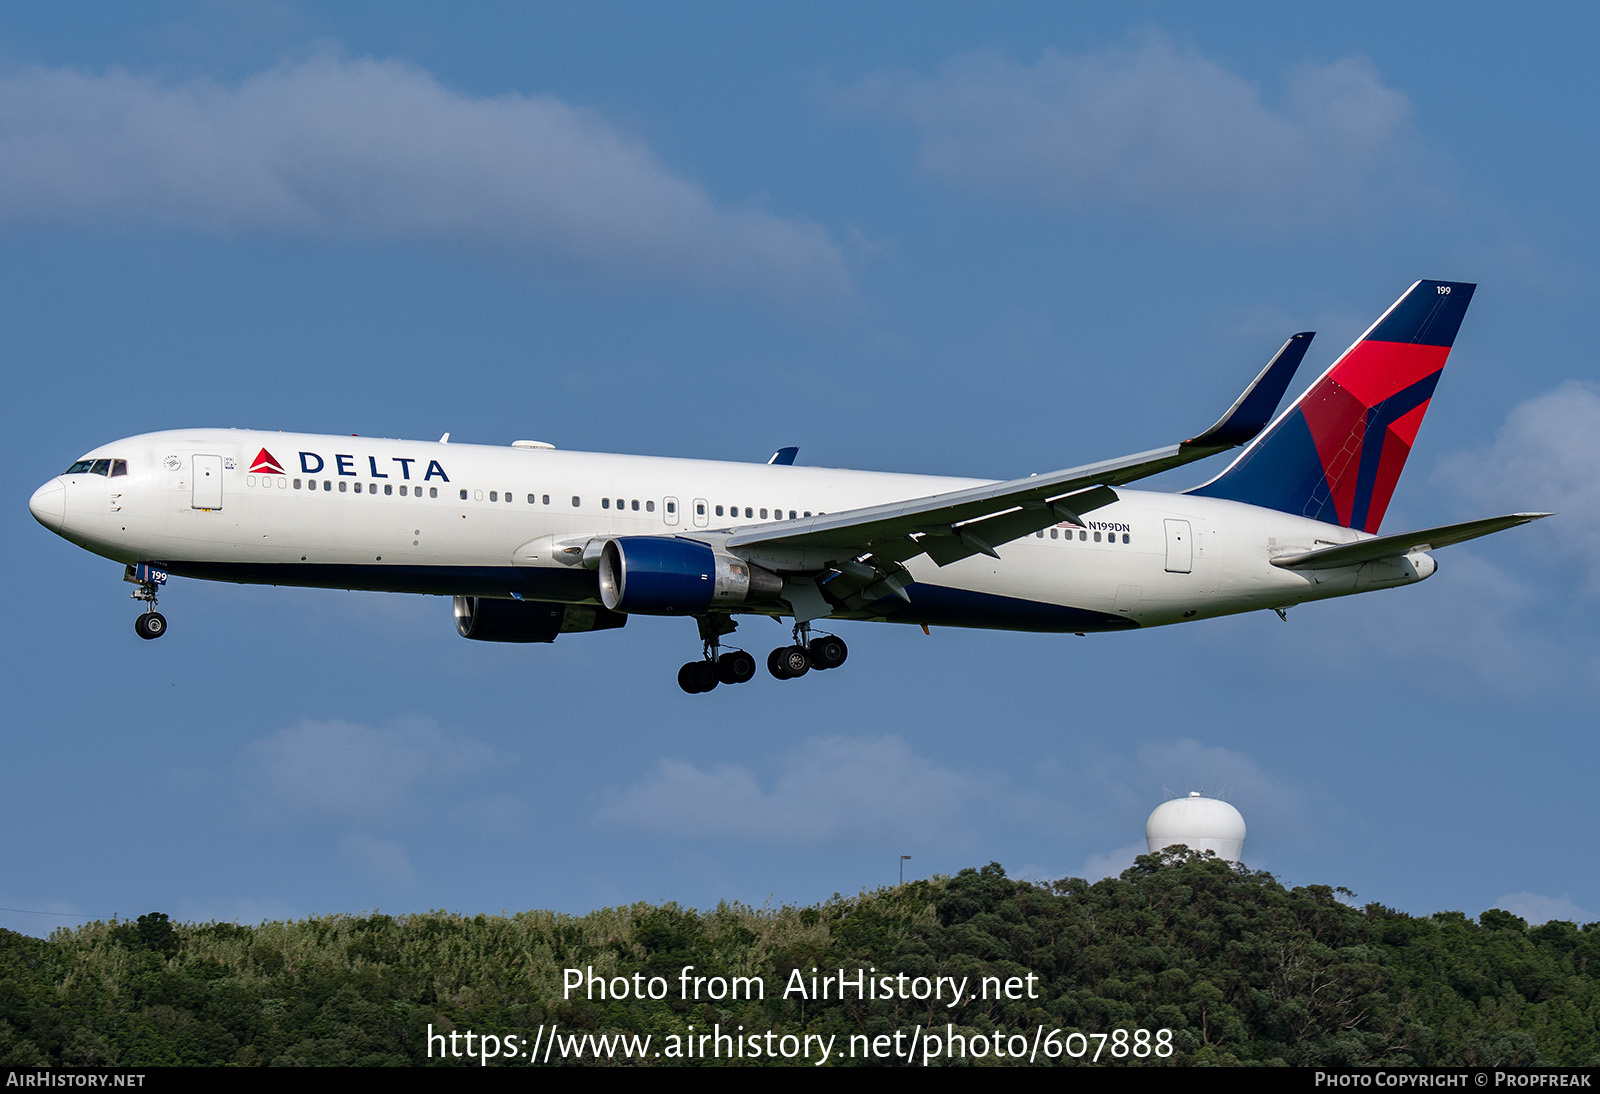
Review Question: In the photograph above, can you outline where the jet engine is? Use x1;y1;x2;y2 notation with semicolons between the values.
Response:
595;537;783;615
453;596;627;643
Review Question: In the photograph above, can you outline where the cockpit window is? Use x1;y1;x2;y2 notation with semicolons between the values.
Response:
64;458;126;476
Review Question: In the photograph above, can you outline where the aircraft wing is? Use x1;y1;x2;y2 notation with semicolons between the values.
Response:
1270;513;1551;570
725;333;1313;601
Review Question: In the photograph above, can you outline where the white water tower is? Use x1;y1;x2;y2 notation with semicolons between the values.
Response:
1145;792;1246;863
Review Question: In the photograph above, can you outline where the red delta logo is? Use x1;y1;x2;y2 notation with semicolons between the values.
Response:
250;448;285;475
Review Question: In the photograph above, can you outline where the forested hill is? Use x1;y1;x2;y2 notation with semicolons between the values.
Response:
2;852;1596;1067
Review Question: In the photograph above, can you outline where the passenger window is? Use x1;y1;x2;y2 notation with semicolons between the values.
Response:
572;496;581;507
632;500;640;511
1079;530;1087;541
527;494;535;504
542;494;550;505
339;481;348;493
1123;533;1131;544
646;500;654;512
789;510;796;520
430;488;438;498
744;507;753;518
1050;529;1058;539
1093;531;1101;542
385;484;393;495
294;479;302;489
460;489;468;500
602;498;610;509
697;502;706;516
491;491;499;502
716;505;724;516
666;500;675;514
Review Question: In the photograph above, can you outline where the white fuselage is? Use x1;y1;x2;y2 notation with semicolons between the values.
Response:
30;428;1434;634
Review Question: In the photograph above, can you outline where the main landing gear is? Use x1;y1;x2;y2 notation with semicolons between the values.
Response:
677;617;849;693
125;563;170;641
678;615;759;694
766;622;848;681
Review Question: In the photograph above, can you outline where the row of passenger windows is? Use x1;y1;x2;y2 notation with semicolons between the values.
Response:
1038;527;1132;544
248;474;829;522
448;490;814;521
246;474;439;497
66;459;128;477
714;504;811;519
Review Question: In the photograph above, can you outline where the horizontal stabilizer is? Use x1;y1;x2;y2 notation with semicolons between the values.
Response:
1270;513;1550;570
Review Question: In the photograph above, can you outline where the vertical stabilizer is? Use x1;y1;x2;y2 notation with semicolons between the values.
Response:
1188;280;1475;532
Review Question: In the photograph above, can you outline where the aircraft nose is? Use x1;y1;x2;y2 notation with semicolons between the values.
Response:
29;480;65;531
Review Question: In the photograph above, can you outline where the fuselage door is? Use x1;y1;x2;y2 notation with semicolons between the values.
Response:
692;498;710;528
192;455;223;510
662;496;680;526
1163;519;1192;573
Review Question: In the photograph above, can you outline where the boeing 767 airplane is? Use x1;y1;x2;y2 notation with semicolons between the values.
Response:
30;280;1545;693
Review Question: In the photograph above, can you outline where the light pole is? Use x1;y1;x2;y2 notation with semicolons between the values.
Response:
899;855;911;885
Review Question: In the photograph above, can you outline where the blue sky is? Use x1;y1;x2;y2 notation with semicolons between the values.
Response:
5;2;1598;937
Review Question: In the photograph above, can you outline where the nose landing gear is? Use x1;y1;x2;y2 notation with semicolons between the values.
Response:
134;610;167;640
125;563;170;640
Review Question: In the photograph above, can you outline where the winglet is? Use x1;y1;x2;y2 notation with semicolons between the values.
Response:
1184;332;1314;450
768;447;799;466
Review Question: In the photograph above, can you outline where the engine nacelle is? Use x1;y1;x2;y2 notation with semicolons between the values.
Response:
453;596;627;642
596;537;782;615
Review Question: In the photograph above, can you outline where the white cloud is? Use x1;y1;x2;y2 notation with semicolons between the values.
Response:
1438;381;1600;595
836;36;1435;231
600;736;991;844
245;716;492;823
1249;545;1567;695
1488;892;1593;926
0;51;850;299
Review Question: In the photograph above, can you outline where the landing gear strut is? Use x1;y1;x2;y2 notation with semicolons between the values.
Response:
677;617;850;692
678;615;757;694
768;621;848;680
125;563;169;640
